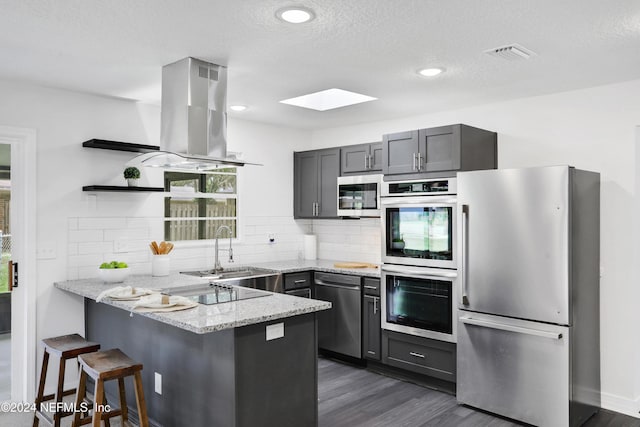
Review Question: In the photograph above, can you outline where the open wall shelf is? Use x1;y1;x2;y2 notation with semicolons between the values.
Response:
82;185;164;192
82;139;160;153
82;138;163;192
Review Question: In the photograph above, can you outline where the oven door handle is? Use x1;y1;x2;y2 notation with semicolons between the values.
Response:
381;265;458;279
380;196;457;206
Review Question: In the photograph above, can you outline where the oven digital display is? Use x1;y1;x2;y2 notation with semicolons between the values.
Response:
388;180;449;194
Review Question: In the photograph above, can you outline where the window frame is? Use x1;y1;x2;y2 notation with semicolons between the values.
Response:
163;170;238;242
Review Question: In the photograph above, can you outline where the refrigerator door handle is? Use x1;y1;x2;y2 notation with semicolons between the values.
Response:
460;316;563;340
461;204;469;306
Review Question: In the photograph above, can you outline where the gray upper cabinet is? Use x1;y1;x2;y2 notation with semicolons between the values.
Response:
294;148;340;219
382;131;419;175
383;124;497;179
341;142;383;175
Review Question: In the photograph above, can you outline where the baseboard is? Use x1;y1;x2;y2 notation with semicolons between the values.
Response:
601;391;640;418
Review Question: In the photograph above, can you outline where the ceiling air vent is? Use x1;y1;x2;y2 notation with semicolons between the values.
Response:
484;44;535;60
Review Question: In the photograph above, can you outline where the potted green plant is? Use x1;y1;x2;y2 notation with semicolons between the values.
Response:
391;235;405;250
123;166;141;187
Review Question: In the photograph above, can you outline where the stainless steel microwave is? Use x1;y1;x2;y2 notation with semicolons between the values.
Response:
337;174;382;217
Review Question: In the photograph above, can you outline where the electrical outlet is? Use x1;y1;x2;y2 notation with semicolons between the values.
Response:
114;240;129;253
154;372;162;395
36;242;56;260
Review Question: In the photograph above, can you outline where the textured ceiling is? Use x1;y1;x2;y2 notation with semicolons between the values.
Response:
1;0;640;129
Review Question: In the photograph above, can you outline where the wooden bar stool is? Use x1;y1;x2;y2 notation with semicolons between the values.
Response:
33;333;101;427
72;348;149;427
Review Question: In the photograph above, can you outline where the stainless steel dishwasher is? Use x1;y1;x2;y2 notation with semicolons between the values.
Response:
314;272;362;358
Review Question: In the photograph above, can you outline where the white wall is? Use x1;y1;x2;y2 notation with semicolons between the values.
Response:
2;74;639;415
310;79;640;416
0;79;312;393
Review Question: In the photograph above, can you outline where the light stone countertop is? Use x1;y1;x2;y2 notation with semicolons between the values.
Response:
249;259;381;278
54;273;331;335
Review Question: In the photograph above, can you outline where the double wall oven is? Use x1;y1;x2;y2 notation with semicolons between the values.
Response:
380;177;458;343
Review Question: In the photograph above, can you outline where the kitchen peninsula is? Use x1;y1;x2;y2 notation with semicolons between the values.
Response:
55;273;331;427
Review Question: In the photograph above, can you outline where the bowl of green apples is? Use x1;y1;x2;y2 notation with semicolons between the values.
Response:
98;260;129;283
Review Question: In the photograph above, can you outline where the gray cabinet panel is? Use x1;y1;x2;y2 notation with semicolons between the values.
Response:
284;271;312;290
341;143;370;174
419;126;460;172
318;148;340;218
293;148;340;219
363;294;381;361
341;142;383;174
383;124;496;179
294;151;319;218
370;142;383;171
382;130;419;175
382;330;456;383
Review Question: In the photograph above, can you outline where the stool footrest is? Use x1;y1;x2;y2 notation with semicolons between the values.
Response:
41;388;76;402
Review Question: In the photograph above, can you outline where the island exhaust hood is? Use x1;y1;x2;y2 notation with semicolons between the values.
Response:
133;57;260;170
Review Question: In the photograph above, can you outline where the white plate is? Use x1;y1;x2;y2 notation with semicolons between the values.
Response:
137;302;178;309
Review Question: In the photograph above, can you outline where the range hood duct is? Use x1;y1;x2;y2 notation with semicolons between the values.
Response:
134;57;259;170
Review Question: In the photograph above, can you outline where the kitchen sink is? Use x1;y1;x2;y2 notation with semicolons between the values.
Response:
162;282;271;305
179;267;283;293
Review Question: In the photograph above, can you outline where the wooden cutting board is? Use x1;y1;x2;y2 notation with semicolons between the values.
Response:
334;262;378;269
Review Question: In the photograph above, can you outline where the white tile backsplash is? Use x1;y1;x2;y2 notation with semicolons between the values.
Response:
310;218;382;264
68;216;312;277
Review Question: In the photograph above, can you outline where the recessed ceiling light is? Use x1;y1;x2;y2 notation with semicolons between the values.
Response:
229;105;247;112
280;88;377;111
418;67;445;77
276;6;315;24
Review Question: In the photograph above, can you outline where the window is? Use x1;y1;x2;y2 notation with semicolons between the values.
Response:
164;168;237;241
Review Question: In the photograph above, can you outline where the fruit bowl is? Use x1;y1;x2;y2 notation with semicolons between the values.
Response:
98;267;130;283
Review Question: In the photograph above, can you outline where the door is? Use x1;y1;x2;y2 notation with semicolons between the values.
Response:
457;311;569;426
382;130;419;175
418;125;460;172
363;294;381;360
340;143;370;174
0;144;10;401
0;126;36;403
316;148;340;218
293;151;318;218
458;166;571;324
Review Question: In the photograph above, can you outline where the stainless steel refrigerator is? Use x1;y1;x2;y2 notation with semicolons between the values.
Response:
456;166;600;427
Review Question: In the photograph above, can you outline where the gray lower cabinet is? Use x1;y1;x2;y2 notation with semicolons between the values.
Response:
382;330;456;383
363;278;381;360
85;300;318;427
294;148;340;218
341;142;383;174
383;124;497;179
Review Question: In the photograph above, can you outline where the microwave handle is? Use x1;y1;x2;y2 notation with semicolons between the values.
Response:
461;204;469;306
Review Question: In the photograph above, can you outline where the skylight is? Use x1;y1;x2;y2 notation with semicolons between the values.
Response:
280;88;377;111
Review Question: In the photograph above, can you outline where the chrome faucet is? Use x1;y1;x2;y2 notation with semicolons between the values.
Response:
214;225;234;272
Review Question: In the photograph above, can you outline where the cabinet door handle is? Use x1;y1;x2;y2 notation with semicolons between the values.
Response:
409;351;425;359
363;285;378;290
364;295;379;314
365;155;369;170
417;152;423;171
294;279;307;284
412;153;417;171
369;154;374;169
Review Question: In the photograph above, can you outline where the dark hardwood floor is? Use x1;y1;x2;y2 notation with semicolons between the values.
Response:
318;357;640;427
1;356;638;426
